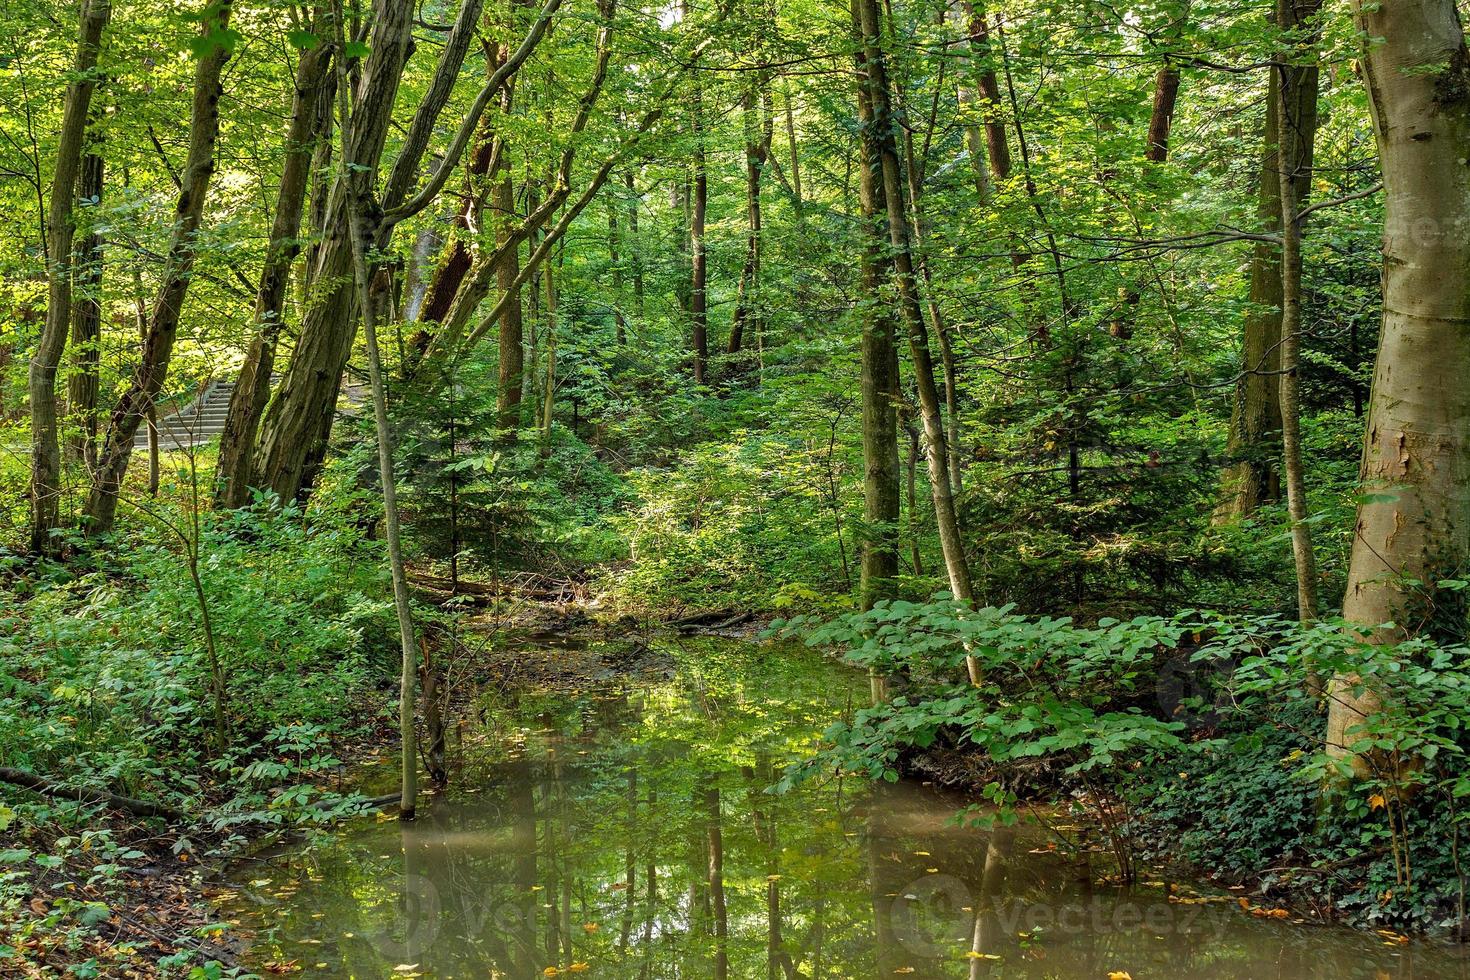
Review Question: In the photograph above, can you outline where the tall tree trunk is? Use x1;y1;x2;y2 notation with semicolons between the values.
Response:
898;76;965;501
83;0;231;535
1327;0;1470;764
690;78;709;384
540;245;557;453
961;0;1011;183
1219;29;1318;521
493;167;526;429
856;96;901;614
608;198;626;345
1274;0;1322;625
852;0;974;627
782;80;803;212
729;78;772;361
625;169;644;316
28;0;110;554
216;37;335;509
329;13;419;819
66;142;104;472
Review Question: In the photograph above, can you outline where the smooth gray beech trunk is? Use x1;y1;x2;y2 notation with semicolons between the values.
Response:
1328;0;1470;764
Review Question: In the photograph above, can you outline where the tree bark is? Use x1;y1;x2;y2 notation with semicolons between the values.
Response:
539;246;557;452
0;767;185;822
852;0;974;625
66;142;104;472
608;197;625;345
28;0;110;554
1145;64;1182;163
216;35;335;509
1219;24;1319;521
1327;0;1470;763
1273;0;1323;625
252;0;494;503
856;67;901;613
728;77;772;362
493;167;526;429
625;169;644;315
690;74;709;384
83;0;230;534
961;1;1010;183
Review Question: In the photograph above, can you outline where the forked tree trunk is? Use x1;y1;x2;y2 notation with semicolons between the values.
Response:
252;0;496;502
216;36;335;509
1327;0;1470;764
83;0;232;535
28;0;110;554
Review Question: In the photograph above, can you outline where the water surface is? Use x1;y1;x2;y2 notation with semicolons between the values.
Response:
224;636;1470;978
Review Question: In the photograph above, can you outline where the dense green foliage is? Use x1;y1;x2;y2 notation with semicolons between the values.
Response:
778;599;1470;932
2;0;1469;969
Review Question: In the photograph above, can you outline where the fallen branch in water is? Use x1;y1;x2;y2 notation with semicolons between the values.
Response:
0;766;187;822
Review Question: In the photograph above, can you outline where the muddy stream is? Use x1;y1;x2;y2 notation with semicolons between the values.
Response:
219;635;1470;978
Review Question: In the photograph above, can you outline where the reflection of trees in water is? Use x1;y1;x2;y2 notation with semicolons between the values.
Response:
228;641;1442;979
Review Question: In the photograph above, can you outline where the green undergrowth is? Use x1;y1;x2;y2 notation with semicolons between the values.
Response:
775;599;1470;935
0;465;410;976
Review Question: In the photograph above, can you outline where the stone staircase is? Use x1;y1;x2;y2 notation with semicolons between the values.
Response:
133;380;235;450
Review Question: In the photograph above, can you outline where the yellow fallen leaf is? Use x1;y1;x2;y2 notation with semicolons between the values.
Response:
894;969;916;975
568;965;590;973
964;951;1001;960
1108;973;1133;980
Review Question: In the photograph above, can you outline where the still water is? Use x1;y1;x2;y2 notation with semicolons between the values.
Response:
223;636;1470;978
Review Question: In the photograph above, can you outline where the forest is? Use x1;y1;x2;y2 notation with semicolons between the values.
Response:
3;0;1470;973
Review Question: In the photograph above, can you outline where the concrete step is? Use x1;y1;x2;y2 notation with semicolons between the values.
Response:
132;381;236;449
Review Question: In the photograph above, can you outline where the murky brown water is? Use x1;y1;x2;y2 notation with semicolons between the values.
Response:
222;637;1470;978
